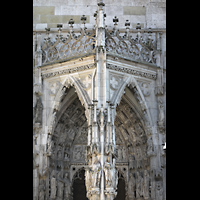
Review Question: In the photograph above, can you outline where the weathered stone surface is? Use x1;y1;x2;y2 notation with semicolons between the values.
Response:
123;6;146;15
39;15;90;24
33;1;166;200
33;6;55;16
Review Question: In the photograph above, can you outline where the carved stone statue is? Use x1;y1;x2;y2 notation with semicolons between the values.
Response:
141;82;150;97
92;156;102;188
57;171;64;199
50;170;57;199
158;98;165;124
73;146;82;160
63;172;71;200
143;170;150;199
64;152;70;161
47;134;53;156
104;157;112;188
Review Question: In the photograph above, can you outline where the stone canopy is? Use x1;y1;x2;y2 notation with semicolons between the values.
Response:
33;1;166;200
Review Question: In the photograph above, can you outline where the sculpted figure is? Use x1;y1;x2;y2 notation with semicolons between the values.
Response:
104;157;112;188
92;156;102;188
64;152;70;161
63;172;71;200
158;98;165;123
74;146;82;160
50;170;57;199
47;134;54;156
143;170;150;199
141;82;150;97
57;171;64;199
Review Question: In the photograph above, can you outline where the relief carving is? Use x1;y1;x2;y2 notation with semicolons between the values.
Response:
34;96;43;124
140;82;151;97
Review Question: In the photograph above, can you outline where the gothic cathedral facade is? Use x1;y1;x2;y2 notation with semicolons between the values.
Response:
33;1;166;200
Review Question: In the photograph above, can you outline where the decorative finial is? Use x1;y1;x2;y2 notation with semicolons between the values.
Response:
97;0;105;7
125;20;130;29
148;27;152;39
81;15;87;24
124;20;130;38
113;16;119;25
57;24;63;39
68;19;74;28
136;23;141;30
44;28;50;41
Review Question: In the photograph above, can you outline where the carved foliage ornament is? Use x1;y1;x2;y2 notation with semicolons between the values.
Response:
41;28;96;65
105;29;157;64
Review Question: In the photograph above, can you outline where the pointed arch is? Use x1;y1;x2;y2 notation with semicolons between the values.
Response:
112;75;153;129
47;74;91;135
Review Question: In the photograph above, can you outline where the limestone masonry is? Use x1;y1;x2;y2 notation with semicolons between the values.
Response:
33;0;166;200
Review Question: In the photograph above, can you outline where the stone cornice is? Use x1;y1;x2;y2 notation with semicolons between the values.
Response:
107;63;157;80
41;63;96;79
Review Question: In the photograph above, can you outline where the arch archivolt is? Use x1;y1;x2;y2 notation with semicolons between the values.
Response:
109;69;154;129
45;69;94;135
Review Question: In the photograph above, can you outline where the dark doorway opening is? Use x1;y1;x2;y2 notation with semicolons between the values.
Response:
72;169;89;200
114;173;126;200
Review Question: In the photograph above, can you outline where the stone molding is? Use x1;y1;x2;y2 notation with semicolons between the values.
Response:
107;63;157;80
41;63;96;79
